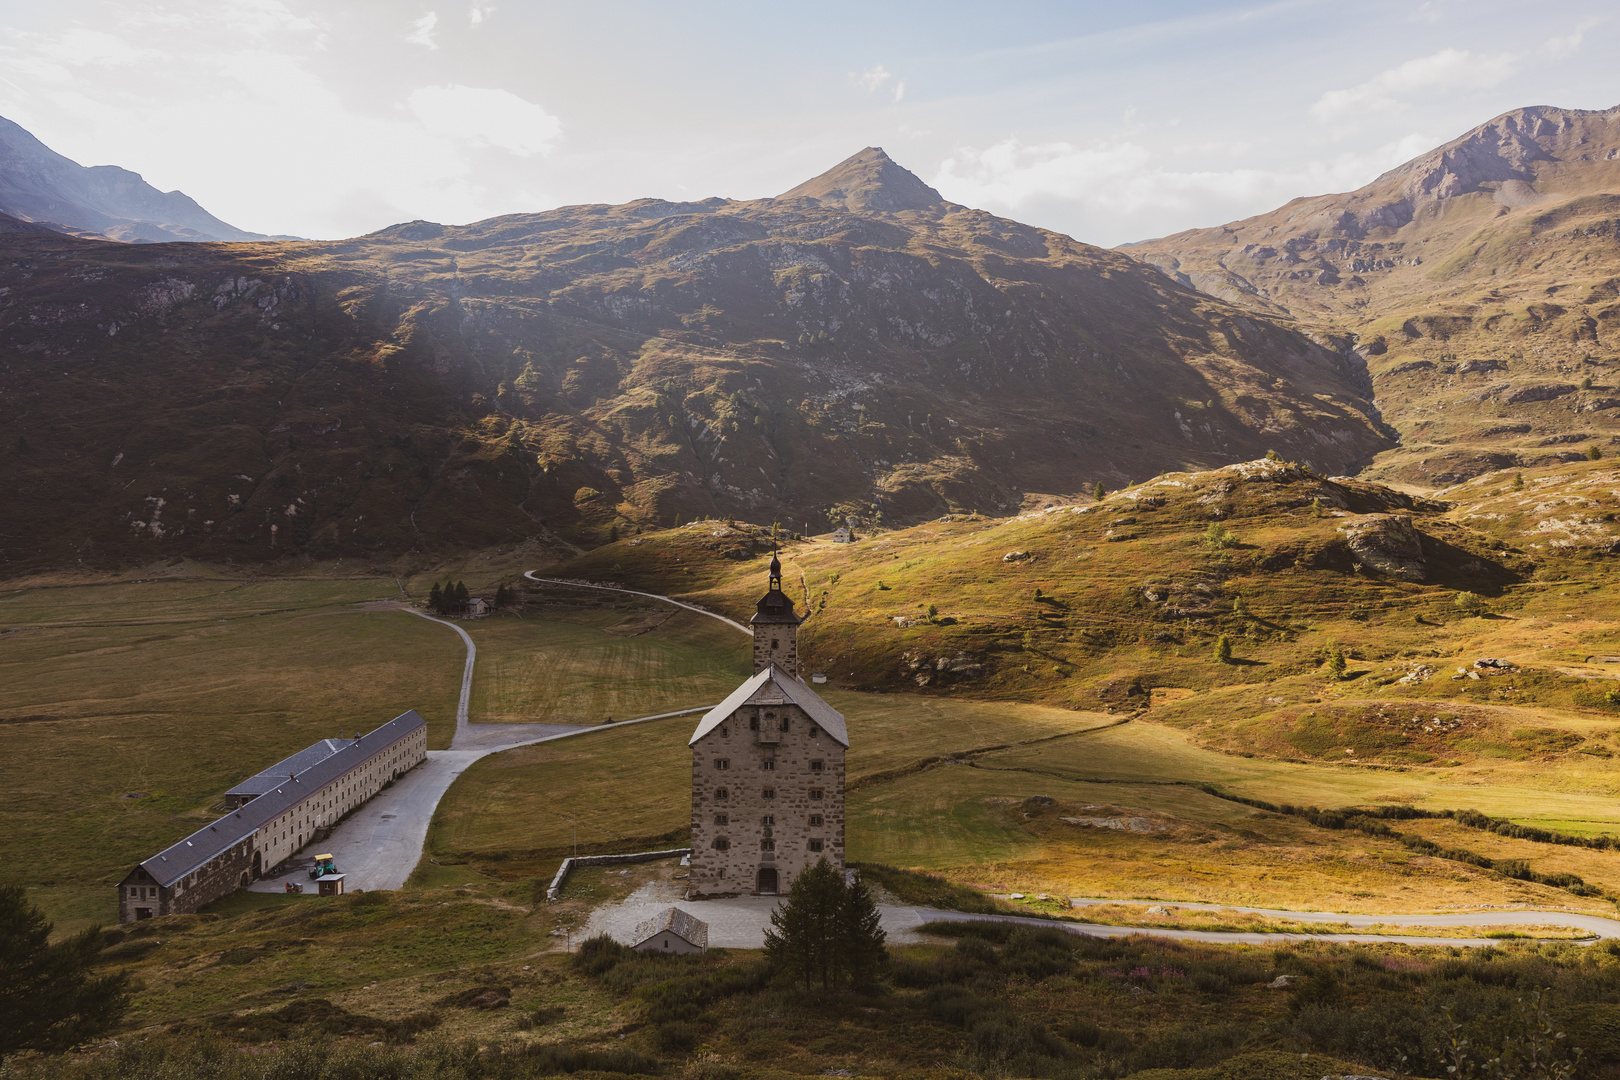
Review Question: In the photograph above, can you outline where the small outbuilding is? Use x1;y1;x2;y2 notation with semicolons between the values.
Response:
316;873;346;897
467;597;491;617
631;906;708;954
831;527;854;544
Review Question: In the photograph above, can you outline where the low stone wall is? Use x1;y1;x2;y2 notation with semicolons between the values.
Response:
545;848;691;903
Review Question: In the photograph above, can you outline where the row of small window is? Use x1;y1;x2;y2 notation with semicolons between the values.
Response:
713;759;824;771
128;885;158;899
710;787;823;800
712;838;825;852
713;813;824;827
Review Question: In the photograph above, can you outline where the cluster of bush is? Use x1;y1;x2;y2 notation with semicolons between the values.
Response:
426;581;513;617
903;920;1597;1080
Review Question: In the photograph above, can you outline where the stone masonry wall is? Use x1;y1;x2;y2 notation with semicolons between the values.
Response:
751;624;798;677
689;700;845;896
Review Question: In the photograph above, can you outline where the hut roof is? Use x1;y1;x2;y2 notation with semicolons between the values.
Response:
633;906;709;949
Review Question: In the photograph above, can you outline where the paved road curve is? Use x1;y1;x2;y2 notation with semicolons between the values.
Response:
587;895;1620;950
523;573;752;636
1066;897;1620;940
250;601;714;893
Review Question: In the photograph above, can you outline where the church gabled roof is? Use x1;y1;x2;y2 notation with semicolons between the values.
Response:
689;663;848;747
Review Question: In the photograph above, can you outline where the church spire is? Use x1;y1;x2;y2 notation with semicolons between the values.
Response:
750;547;801;675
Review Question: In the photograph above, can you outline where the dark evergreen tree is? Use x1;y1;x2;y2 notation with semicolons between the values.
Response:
764;860;887;992
494;584;512;608
836;873;888;989
764;859;844;991
427;582;444;615
452;581;470;612
0;886;130;1060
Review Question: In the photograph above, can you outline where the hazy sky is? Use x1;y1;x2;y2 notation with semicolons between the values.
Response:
1;0;1616;245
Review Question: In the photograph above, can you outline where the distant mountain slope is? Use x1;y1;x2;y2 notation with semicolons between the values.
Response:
1124;105;1620;487
0;148;1391;572
0;115;269;243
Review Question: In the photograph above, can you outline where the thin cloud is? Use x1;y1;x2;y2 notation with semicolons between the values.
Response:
1541;17;1604;59
469;5;494;27
893;80;905;103
1310;48;1516;122
405;12;439;49
932;132;1436;221
407;84;561;156
852;64;892;94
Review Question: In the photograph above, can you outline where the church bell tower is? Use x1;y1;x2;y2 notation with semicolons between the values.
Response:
750;551;802;677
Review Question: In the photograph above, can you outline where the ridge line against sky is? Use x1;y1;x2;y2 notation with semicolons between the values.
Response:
0;0;1616;246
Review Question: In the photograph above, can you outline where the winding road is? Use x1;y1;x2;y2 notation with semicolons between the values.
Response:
251;587;735;894
258;579;1620;948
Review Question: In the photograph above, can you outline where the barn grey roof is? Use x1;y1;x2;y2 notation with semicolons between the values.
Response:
633;906;709;948
133;710;427;888
689;664;848;747
226;738;355;798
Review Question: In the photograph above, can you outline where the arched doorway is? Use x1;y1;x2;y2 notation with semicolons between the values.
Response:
756;867;778;895
251;851;262;879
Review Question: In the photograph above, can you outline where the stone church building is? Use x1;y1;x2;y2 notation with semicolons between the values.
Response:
688;554;847;896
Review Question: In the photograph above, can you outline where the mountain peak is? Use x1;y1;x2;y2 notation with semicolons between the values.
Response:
776;146;946;213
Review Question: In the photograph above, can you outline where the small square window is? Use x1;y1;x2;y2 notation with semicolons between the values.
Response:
809;814;823;826
762;759;776;771
762;815;774;826
715;787;729;800
761;838;775;851
810;760;824;772
714;837;730;851
714;758;729;770
763;787;776;799
808;839;824;852
810;789;823;800
715;814;728;826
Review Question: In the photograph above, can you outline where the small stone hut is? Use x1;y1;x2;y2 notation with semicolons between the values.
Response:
631;907;709;954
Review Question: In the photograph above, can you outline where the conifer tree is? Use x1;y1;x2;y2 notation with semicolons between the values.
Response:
764;859;886;992
0;885;130;1060
836;873;888;989
453;581;470;612
1093;481;1105;501
1214;634;1233;664
765;859;843;991
427;582;444;615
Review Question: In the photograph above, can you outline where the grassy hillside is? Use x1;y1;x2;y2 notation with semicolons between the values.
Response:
544;456;1620;710
1124;104;1620;490
0;151;1392;575
26;882;1620;1080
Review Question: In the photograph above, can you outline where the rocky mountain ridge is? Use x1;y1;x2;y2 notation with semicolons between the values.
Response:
0;148;1390;572
1123;104;1620;488
0;115;272;243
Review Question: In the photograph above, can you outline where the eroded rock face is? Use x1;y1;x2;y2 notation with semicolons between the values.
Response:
1337;513;1426;581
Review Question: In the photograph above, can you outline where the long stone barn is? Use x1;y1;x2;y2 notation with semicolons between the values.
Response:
116;710;427;923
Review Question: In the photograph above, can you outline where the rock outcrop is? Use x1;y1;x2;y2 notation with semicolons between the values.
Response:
1337;514;1426;581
